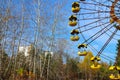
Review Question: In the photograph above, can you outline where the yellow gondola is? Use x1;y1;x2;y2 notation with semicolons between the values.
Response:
71;29;79;35
109;74;115;79
90;56;101;61
109;65;120;80
72;2;79;7
109;74;120;80
70;36;76;41
78;51;87;56
90;57;95;61
90;56;101;69
91;64;101;69
69;15;77;26
78;44;87;49
74;36;79;41
69;21;77;26
96;57;101;61
117;66;120;70
70;36;79;41
72;7;80;13
118;74;120;79
109;66;115;70
69;15;77;21
72;2;80;13
109;66;120;71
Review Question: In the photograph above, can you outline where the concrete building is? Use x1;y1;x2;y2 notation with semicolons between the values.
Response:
18;45;32;57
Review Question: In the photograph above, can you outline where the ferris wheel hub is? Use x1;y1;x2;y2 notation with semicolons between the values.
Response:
110;0;120;30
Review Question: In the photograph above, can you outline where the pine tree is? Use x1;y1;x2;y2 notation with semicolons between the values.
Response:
116;40;120;66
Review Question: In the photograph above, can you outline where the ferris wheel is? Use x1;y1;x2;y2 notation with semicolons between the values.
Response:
68;0;120;79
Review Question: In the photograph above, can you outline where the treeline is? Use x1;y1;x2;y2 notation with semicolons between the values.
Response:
0;47;111;80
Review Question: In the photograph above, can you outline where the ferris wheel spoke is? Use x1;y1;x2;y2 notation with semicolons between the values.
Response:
91;0;116;8
103;25;120;40
96;29;118;56
104;31;120;40
86;24;113;45
79;1;111;8
87;26;113;45
77;17;109;29
81;23;112;44
78;11;110;15
79;22;110;33
80;7;120;12
78;16;110;20
80;7;110;12
101;53;115;61
100;54;115;61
